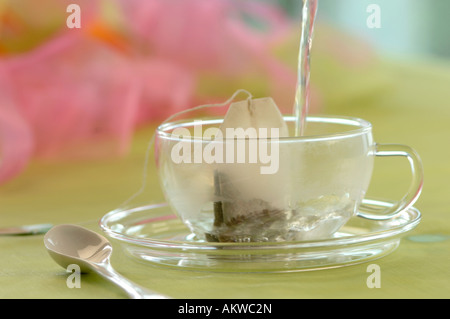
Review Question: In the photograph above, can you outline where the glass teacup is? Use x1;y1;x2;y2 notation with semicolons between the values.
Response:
155;115;423;242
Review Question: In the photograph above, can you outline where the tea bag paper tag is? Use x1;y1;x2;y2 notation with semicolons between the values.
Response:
219;97;289;137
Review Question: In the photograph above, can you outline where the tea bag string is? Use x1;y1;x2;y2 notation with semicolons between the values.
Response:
118;89;254;208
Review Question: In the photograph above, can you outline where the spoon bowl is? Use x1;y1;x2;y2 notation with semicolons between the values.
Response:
44;224;169;299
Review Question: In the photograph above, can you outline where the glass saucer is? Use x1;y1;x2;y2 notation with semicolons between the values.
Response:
99;199;421;273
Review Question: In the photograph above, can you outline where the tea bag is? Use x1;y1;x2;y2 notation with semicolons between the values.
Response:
206;97;291;242
219;97;289;137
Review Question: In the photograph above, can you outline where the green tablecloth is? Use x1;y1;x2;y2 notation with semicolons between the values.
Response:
1;58;449;299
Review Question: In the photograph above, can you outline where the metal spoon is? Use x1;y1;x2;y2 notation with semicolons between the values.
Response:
43;224;170;299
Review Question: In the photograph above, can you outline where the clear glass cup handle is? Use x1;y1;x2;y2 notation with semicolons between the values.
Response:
357;143;424;220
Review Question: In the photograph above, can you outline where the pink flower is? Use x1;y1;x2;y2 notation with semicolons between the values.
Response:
3;32;140;161
0;30;196;182
0;72;33;184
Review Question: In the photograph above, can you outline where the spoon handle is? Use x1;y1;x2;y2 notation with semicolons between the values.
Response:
92;263;170;299
0;223;53;236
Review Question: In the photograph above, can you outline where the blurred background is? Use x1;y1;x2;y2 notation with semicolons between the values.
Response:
1;1;449;300
311;0;450;60
0;0;449;188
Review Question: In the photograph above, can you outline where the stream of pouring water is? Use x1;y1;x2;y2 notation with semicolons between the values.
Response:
293;0;319;136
